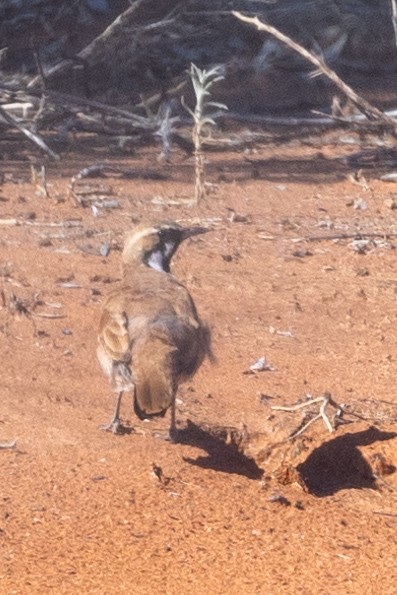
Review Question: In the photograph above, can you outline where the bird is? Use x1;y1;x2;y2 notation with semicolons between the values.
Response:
97;221;213;438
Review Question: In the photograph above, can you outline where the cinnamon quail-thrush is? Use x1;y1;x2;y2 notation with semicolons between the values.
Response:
97;222;212;438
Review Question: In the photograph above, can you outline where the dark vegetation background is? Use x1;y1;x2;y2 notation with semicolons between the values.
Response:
1;0;396;117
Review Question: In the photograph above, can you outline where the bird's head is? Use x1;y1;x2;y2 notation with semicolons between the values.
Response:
122;222;209;273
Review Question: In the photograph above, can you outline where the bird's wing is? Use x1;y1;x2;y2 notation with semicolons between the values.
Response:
97;305;136;392
98;308;131;362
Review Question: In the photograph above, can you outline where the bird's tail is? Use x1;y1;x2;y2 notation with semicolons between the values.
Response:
132;335;177;420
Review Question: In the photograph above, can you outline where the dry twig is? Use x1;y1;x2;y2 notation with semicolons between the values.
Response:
183;64;227;204
271;393;346;438
31;165;50;198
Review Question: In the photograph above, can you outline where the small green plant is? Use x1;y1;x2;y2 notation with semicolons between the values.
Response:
183;63;228;204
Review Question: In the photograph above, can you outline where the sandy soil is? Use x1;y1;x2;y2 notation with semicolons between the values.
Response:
1;129;397;594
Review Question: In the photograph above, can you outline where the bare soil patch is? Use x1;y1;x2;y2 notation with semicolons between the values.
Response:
1;130;397;594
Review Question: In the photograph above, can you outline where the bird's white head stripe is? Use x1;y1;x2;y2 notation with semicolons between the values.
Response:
123;226;158;254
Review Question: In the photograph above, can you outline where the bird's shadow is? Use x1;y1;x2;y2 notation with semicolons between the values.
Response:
175;420;263;480
297;426;397;496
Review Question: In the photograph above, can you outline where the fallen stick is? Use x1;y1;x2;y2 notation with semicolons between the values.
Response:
291;232;397;243
0;219;19;226
32;312;65;319
216;110;397;127
0;219;83;228
36;230;111;241
373;511;397;518
256;232;397;243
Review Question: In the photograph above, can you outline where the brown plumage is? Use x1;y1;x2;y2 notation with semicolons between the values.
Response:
97;222;212;437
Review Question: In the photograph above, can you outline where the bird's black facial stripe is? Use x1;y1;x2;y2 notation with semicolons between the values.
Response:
146;228;181;272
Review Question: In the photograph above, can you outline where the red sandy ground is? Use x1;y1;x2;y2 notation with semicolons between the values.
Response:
1;130;397;594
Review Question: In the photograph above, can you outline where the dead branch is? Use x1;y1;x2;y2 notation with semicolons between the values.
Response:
0;105;59;159
28;1;147;88
391;0;397;54
233;11;397;131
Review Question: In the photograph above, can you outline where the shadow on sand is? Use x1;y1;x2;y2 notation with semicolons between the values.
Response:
297;426;397;496
176;420;263;480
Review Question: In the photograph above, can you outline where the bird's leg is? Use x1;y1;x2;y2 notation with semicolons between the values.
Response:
271;393;345;438
152;398;178;442
100;391;124;434
169;397;178;442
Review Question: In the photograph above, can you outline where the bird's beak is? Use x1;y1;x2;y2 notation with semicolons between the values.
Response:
180;226;210;241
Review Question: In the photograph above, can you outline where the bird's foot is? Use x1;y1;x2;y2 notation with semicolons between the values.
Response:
99;419;142;435
169;426;179;443
99;418;123;434
152;427;179;443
